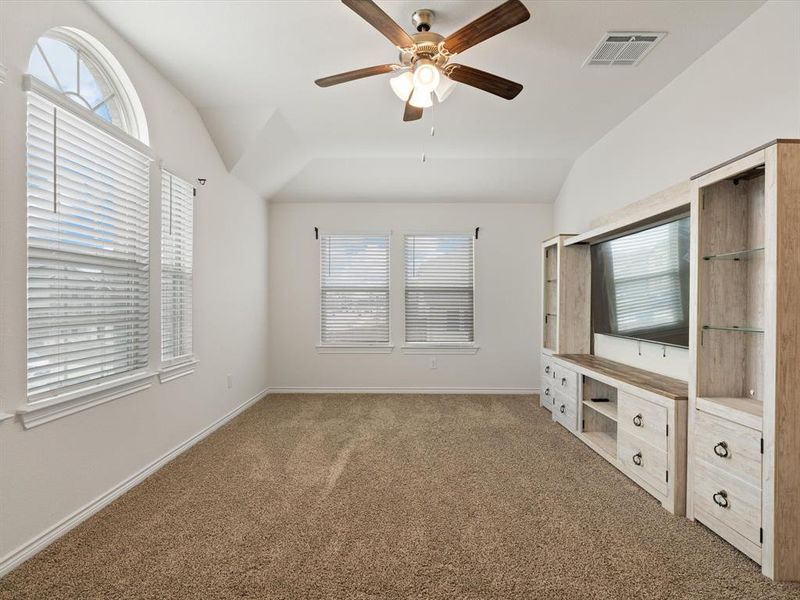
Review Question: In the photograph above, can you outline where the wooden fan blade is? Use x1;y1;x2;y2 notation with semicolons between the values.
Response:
315;64;398;87
342;0;415;49
442;0;530;55
403;93;423;122
446;64;523;99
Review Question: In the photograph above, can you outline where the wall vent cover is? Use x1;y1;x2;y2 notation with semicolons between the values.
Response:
584;32;666;67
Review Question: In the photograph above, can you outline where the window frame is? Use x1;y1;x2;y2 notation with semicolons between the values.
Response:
401;232;479;354
317;231;393;354
20;87;155;428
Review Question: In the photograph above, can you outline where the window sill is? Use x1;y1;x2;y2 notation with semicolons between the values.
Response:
16;371;155;430
401;345;480;355
316;345;394;354
158;358;198;383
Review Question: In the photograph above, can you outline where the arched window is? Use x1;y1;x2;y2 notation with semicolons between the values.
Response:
24;28;153;407
26;27;147;142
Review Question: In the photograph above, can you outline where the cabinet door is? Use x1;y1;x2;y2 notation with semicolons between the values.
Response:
618;391;668;452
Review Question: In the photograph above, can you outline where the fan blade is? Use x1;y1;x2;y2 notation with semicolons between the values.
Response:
446;64;523;99
315;64;398;87
442;0;530;55
342;0;415;49
403;94;423;122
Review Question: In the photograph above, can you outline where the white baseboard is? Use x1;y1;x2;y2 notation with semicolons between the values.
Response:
268;386;539;395
0;388;268;579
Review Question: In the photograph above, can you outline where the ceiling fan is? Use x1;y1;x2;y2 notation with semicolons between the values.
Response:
314;0;531;122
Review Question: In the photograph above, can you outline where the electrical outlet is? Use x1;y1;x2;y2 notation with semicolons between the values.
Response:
430;358;437;369
227;374;233;389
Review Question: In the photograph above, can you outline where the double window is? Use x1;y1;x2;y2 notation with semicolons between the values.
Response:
318;233;475;347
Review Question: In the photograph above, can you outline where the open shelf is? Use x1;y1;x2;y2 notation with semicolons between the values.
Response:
583;399;618;422
582;431;616;458
702;325;764;333
703;247;764;261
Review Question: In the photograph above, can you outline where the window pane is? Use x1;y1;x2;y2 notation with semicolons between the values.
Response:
38;37;78;94
28;45;61;90
26;93;150;398
161;173;194;362
405;235;474;343
320;235;390;344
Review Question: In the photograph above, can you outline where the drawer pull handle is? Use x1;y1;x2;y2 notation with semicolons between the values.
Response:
559;404;566;414
545;366;551;374
561;377;568;386
544;387;550;396
714;441;729;458
632;452;643;466
713;490;729;509
633;414;643;427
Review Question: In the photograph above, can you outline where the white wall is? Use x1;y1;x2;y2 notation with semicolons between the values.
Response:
554;0;800;233
553;0;800;378
268;202;550;393
0;0;269;571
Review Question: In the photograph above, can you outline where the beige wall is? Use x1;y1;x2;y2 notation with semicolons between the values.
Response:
268;202;551;393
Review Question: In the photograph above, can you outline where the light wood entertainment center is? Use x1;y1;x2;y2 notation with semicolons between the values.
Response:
540;140;800;581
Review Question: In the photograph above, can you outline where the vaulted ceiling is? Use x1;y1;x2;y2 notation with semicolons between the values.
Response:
89;0;764;203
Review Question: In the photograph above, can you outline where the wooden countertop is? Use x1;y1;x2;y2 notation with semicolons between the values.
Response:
554;354;689;401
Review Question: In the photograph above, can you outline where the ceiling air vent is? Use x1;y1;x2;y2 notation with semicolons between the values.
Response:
584;32;666;67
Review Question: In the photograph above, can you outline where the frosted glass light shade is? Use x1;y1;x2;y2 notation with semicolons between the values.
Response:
435;76;456;103
389;71;414;101
409;88;433;108
412;60;440;93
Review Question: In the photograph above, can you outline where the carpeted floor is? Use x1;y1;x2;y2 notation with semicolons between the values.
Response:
2;394;800;600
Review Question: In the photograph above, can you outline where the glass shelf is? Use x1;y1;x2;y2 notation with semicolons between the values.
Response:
702;325;764;333
703;247;764;261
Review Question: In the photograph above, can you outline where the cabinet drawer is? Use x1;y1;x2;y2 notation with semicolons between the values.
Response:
618;391;668;452
694;410;761;488
552;364;578;400
541;354;555;380
618;431;668;495
694;459;761;545
540;378;554;411
553;388;578;432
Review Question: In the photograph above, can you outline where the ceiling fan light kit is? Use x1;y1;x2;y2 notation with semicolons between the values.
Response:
315;0;531;122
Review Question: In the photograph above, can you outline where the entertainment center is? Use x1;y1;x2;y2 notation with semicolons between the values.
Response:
540;139;800;581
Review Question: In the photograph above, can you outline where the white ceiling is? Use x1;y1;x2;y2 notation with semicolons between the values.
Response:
89;0;764;203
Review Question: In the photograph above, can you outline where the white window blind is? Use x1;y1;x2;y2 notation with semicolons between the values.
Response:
161;171;193;363
26;92;150;399
404;234;474;343
609;220;685;333
320;234;390;344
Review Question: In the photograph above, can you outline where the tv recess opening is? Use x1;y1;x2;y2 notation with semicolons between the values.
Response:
591;216;690;348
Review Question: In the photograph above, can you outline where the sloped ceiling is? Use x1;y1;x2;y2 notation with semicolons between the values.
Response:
89;0;765;203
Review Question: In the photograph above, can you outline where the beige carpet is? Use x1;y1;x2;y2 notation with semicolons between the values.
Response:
2;394;799;600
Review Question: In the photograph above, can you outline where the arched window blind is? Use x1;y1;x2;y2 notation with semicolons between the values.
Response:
26;92;151;399
404;234;474;343
320;234;390;344
161;171;194;363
